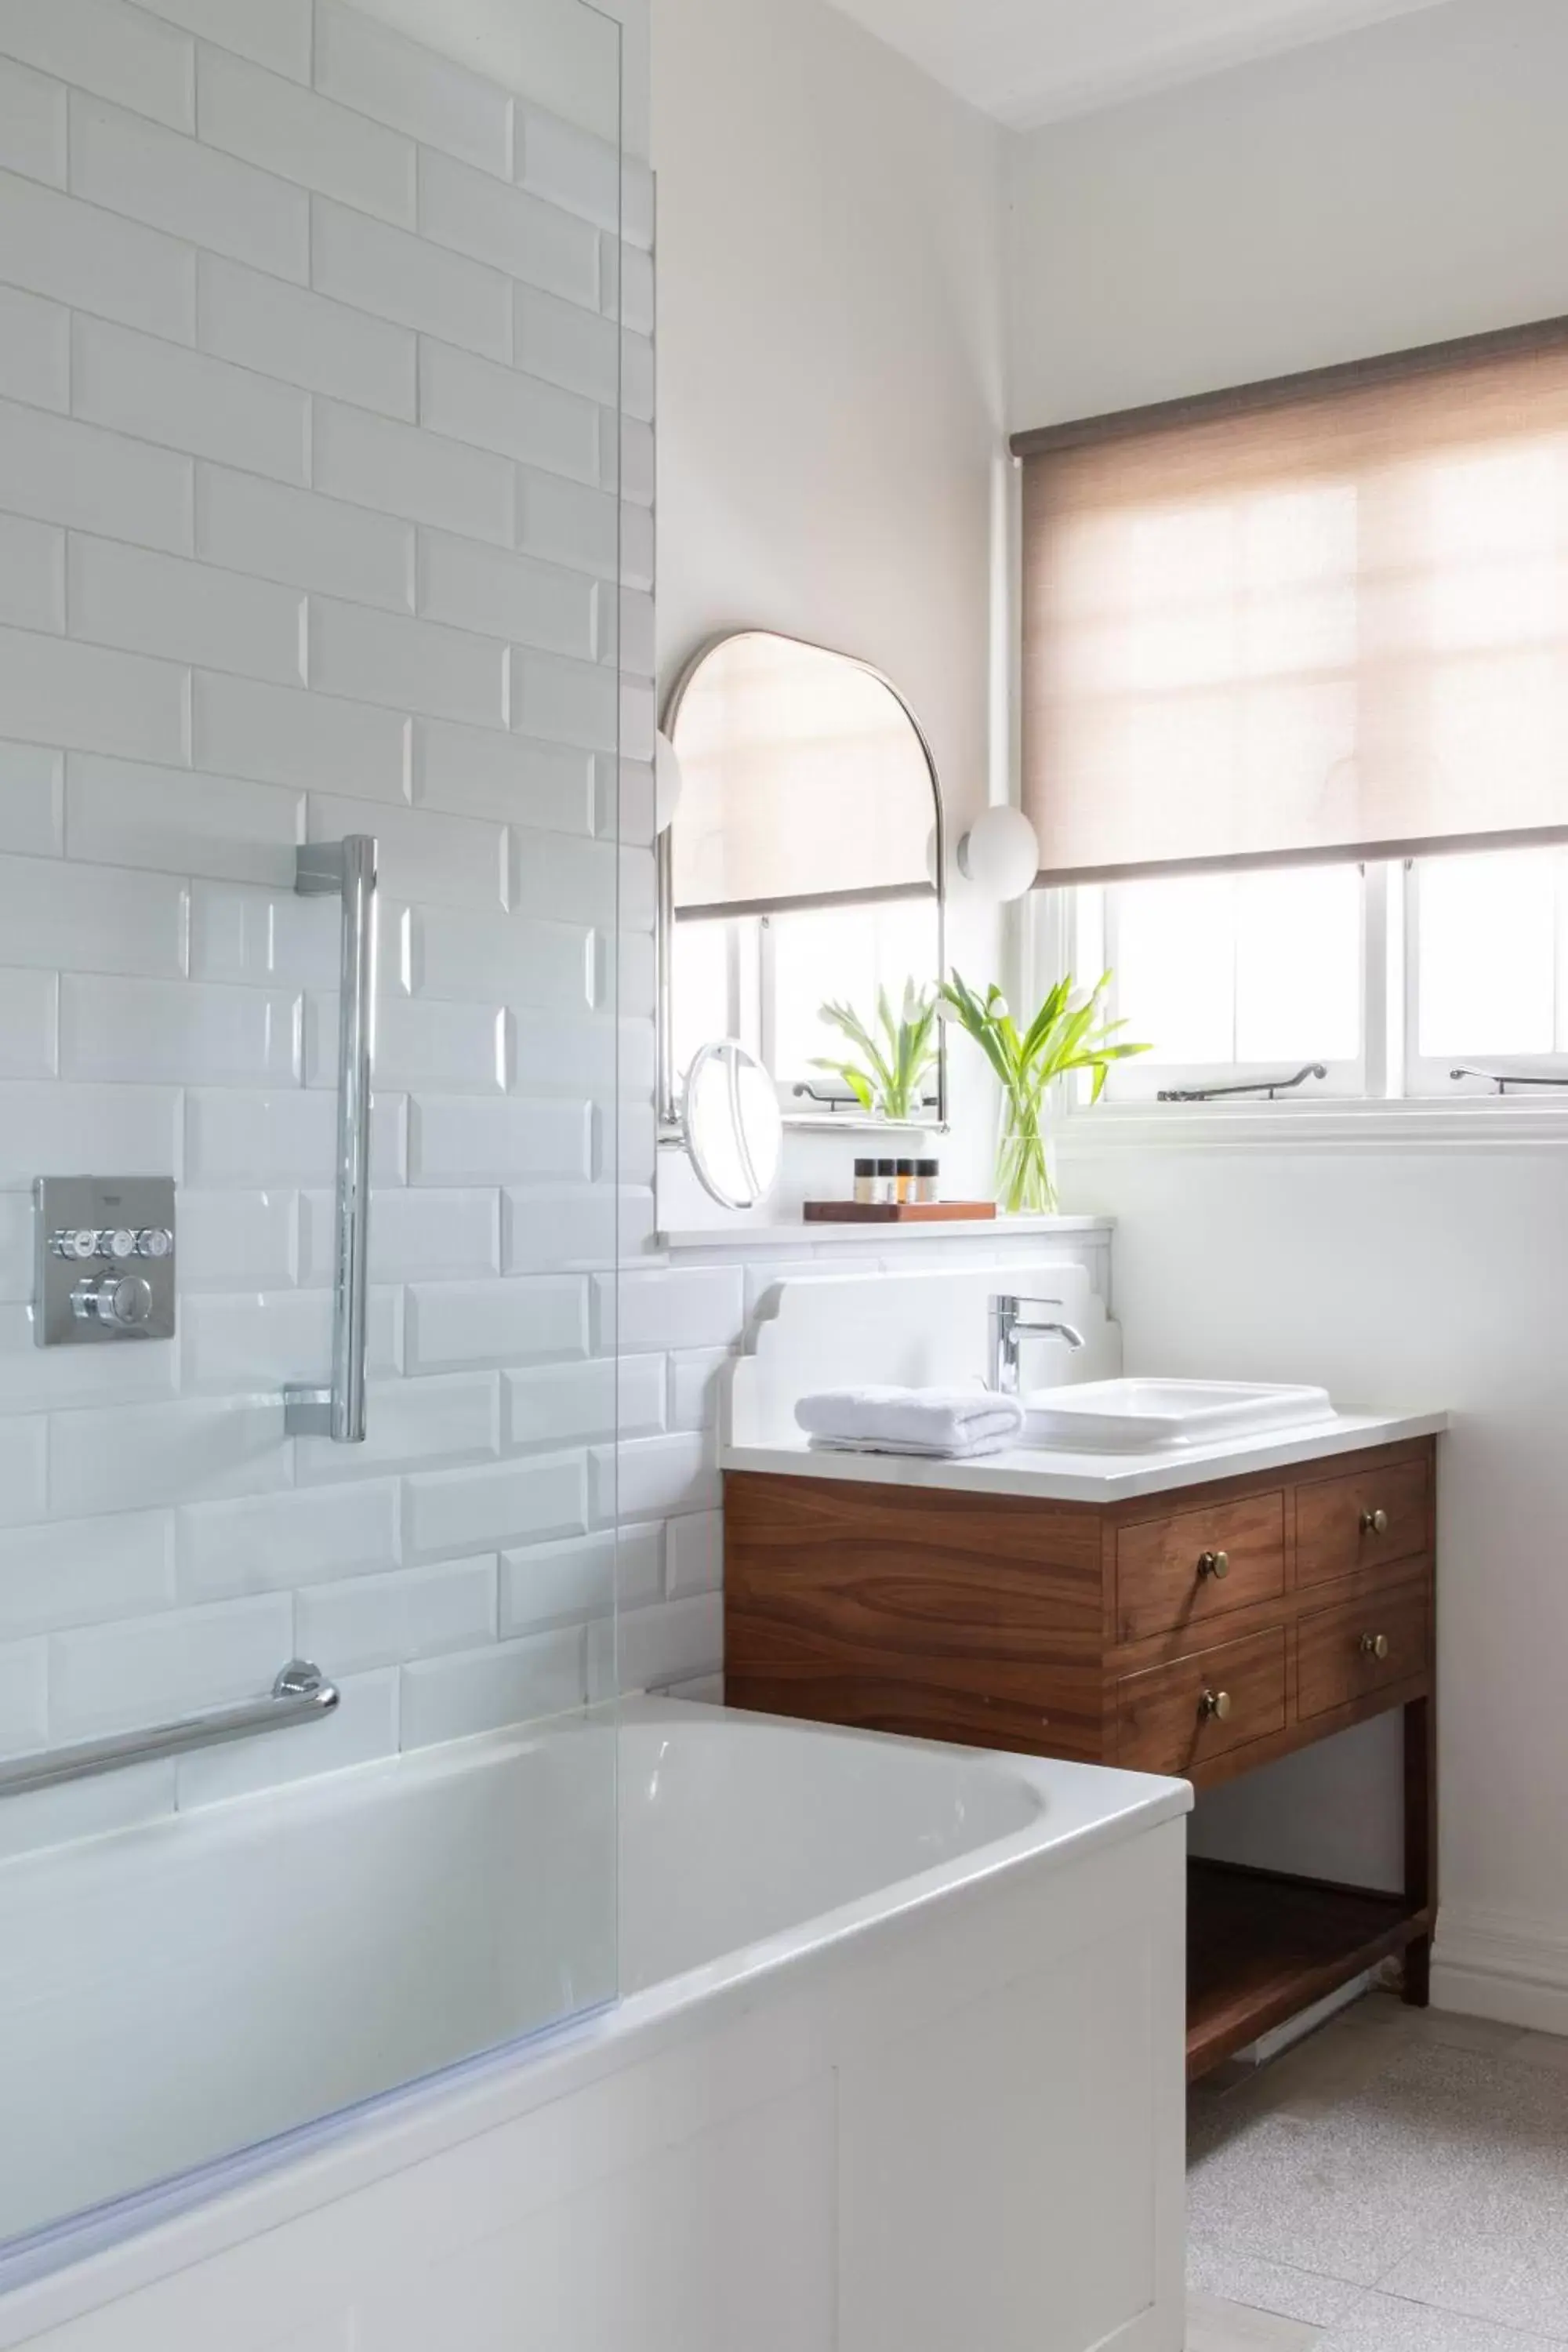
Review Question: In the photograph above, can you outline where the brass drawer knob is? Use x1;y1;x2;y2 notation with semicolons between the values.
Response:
1360;1507;1390;1536
1198;1687;1233;1722
1198;1549;1231;1581
1360;1632;1390;1661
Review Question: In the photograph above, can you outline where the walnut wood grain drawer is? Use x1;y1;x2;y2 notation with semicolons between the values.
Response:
1295;1454;1430;1588
1116;1491;1286;1644
1298;1584;1430;1721
1116;1628;1287;1776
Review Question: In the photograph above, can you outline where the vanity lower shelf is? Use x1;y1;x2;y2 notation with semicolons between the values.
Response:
1187;1859;1432;2079
724;1432;1439;2078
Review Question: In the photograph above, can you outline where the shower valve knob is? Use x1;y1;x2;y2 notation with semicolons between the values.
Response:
134;1227;174;1260
50;1229;100;1261
71;1273;154;1332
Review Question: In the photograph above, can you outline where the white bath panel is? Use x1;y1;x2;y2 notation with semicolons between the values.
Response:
727;1260;1121;1449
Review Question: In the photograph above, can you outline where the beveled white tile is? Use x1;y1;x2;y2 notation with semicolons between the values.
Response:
510;833;653;931
419;339;599;482
0;740;61;858
188;880;345;987
0;0;194;131
69;535;306;687
419;147;597;307
412;905;592;1010
193;671;410;808
516;468;620;582
666;1508;722;1599
308;796;505;913
416;535;597;664
296;1556;496;1673
300;1186;498;1287
0;1299;175;1406
178;1479;397;1599
176;1187;297;1290
400;1626;584;1748
198;465;415;615
137;0;311;82
314;397;514;548
412;716;593;833
501;1183;652;1272
295;1373;499;1487
0;167;195;343
181;1285;401;1392
66;755;303;888
0;1417;46;1527
406;1275;586;1374
314;1;511;179
0;625;189;768
60;975;301;1086
499;1526;657;1635
74;314;309;483
505;1354;662;1450
0;1082;178;1184
49;1591;292;1740
603;1593;722;1697
0;1636;46;1757
0;1193;34;1300
410;1095;592;1187
0;1510;174;1639
71;89;308;281
668;1350;733;1435
402;1451;586;1561
604;1265;744;1354
313;195;510;361
184;1087;405;1185
0;285;68;412
198;255;416;420
512;646;619;753
593;1433;719;1526
309;597;505;730
0;511;61;636
49;1397;289;1516
198;47;416;225
0;968;55;1076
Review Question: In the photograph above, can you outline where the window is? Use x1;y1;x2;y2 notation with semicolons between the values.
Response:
1014;315;1568;1115
671;898;940;1116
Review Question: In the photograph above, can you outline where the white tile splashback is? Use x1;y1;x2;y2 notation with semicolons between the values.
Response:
0;0;688;1860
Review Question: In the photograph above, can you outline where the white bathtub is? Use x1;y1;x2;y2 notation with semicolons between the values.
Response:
0;1700;1190;2352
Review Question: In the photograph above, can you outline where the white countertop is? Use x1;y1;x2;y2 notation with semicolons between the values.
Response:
721;1407;1449;1505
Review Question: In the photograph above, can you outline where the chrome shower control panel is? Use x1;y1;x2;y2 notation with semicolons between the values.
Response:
34;1177;176;1346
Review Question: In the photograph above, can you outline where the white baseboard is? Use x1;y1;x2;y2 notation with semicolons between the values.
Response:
1432;1906;1568;2034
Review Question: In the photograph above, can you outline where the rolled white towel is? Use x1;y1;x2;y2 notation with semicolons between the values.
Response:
794;1385;1025;1460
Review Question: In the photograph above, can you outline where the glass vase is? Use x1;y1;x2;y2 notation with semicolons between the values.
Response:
995;1087;1058;1216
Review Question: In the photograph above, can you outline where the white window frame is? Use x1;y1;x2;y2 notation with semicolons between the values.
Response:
1034;848;1568;1132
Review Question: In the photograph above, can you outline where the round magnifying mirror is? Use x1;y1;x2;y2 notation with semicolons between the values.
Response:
682;1040;783;1210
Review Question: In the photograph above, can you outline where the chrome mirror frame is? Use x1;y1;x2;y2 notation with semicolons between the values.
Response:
655;629;949;1138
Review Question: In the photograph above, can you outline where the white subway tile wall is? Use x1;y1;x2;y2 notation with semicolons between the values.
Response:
0;0;710;1856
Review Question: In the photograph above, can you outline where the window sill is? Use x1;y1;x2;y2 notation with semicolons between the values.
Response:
658;1213;1113;1252
1061;1098;1568;1150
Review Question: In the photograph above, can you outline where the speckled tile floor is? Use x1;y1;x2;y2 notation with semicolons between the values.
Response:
1188;1994;1568;2350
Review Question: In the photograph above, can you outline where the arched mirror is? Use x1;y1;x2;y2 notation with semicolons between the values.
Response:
656;630;947;1135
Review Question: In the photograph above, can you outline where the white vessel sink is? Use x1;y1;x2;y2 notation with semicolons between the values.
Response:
1022;1377;1334;1454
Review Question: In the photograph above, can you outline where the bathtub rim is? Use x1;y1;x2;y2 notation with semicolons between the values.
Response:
0;1697;1189;2343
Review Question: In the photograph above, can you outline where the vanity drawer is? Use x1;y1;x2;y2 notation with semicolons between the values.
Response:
1116;1492;1286;1643
1295;1454;1430;1588
1298;1584;1429;1720
1115;1628;1287;1776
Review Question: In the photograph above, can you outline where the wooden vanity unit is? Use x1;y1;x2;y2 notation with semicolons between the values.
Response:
724;1434;1436;2079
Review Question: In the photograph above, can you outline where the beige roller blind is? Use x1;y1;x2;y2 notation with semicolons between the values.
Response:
1015;318;1568;884
668;631;938;917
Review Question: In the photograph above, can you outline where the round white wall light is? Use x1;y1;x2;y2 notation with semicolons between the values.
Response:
655;731;684;834
956;806;1040;902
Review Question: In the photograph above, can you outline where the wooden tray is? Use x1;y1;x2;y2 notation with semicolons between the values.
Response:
802;1200;997;1224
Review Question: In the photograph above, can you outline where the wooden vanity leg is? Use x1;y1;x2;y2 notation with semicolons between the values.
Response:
1402;1692;1436;2007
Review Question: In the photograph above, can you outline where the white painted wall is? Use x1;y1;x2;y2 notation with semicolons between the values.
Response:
1014;0;1568;2023
651;0;1011;1214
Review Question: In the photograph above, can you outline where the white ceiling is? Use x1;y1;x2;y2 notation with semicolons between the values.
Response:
823;0;1456;129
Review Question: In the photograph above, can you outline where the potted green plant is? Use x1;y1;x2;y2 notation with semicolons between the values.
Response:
810;982;940;1123
941;971;1149;1214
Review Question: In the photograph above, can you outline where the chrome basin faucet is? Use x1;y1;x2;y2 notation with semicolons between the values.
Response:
988;1294;1085;1396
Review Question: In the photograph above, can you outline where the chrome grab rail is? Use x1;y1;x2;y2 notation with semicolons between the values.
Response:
285;837;379;1442
0;1661;340;1801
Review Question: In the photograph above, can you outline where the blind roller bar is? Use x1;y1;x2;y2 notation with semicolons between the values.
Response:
1033;822;1568;892
1010;310;1568;462
674;880;939;923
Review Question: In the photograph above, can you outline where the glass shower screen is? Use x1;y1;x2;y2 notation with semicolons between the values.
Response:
0;0;631;2280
